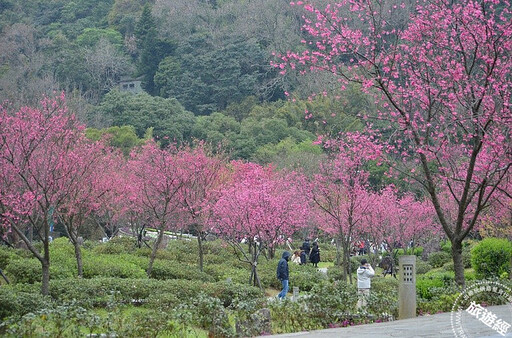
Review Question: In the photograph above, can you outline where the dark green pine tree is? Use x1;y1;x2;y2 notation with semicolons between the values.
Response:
135;4;158;95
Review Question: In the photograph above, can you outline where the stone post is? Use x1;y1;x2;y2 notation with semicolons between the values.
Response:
292;286;299;301
399;255;416;319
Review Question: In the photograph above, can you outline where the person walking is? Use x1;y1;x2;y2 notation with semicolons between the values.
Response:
309;242;320;267
356;258;374;309
276;251;291;299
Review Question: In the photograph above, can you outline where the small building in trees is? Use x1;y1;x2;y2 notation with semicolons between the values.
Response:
119;76;143;94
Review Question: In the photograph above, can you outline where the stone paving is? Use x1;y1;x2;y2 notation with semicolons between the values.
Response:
260;304;512;338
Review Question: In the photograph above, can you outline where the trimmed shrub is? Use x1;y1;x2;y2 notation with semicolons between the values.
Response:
462;243;474;269
417;271;456;300
300;281;358;326
0;286;50;319
416;277;444;299
440;240;452;253
418;293;459;315
149;259;214;282
5;258;41;284
48;278;204;307
428;251;451;268
92;236;137;255
416;260;433;275
326;266;344;282
471;238;512;279
411;246;424;257
0;246;16;269
82;254;146;279
319;244;337;263
289;265;328;292
201;281;264;308
442;261;454;272
47;277;261;311
371;276;399;294
188;293;233;337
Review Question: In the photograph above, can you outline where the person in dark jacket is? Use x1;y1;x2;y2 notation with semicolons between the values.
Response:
301;238;311;261
299;249;307;265
276;251;291;299
309;242;320;267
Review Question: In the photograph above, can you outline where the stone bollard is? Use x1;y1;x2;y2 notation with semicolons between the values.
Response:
292;286;299;301
399;255;416;319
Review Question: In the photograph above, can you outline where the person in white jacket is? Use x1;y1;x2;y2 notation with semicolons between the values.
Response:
356;258;375;309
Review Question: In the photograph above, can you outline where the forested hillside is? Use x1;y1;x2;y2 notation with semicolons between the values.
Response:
0;0;372;166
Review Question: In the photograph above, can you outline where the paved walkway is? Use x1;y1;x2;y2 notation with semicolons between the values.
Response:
260;304;512;338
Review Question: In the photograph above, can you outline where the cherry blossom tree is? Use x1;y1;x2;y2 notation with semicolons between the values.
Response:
212;162;310;288
127;142;185;277
176;144;228;271
279;0;512;285
89;150;130;242
312;132;381;283
0;94;91;295
57;143;123;277
479;177;512;239
362;186;437;265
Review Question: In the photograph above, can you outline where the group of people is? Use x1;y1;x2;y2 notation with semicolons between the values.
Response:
277;239;375;308
289;238;321;267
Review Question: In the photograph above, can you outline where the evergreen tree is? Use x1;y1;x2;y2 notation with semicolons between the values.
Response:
135;4;158;94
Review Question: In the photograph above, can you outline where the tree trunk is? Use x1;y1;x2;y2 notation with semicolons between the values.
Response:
0;268;10;284
11;223;49;295
147;227;165;277
268;246;275;260
28;223;33;243
41;219;51;296
346;250;353;284
252;247;262;289
451;239;465;287
509;255;512;280
335;238;342;266
341;248;348;283
253;264;261;289
249;242;262;289
64;219;84;278
41;259;50;296
74;241;83;278
198;233;204;272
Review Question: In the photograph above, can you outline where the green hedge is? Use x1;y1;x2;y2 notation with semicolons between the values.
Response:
47;277;263;308
428;251;451;268
471;238;512;279
416;259;433;274
0;286;50;319
0;246;17;269
1;277;262;321
149;259;215;282
92;236;137;255
82;254;146;279
5;258;41;284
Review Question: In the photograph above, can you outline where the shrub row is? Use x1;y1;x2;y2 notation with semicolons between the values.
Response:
0;277;264;320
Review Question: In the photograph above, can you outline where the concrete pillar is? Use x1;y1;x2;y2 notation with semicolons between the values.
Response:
399;255;416;319
292;286;299;301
